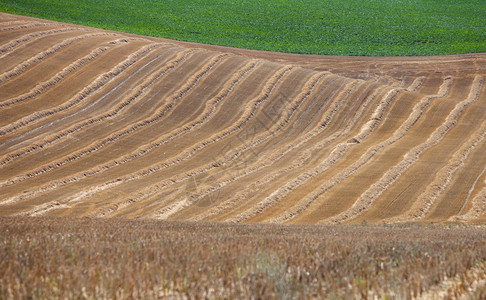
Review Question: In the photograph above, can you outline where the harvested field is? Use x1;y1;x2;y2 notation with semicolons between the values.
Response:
2;216;486;299
1;13;486;225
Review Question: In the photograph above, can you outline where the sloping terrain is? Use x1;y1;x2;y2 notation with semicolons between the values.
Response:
1;13;485;224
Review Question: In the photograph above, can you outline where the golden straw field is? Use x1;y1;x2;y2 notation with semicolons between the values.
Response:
1;13;486;298
0;14;485;224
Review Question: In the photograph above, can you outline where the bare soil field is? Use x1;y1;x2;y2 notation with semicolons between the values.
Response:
1;13;486;225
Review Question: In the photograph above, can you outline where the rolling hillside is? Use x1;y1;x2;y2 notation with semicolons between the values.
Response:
1;13;485;224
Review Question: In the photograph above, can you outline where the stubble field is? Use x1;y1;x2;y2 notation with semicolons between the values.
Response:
2;217;486;299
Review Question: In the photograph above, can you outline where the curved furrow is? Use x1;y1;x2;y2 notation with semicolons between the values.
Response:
90;65;295;218
0;20;30;26
229;76;429;223
455;163;486;219
0;37;154;110
312;76;484;224
0;46;109;109
455;182;486;222
0;52;228;202
276;76;453;224
203;79;415;223
67;65;306;215
392;119;486;222
322;75;483;224
0;22;56;32
223;80;376;223
1;14;485;224
0;37;153;136
96;65;296;218
0;46;187;166
147;71;329;220
0;32;117;85
184;78;380;222
0;42;164;147
16;201;70;217
0;51;226;188
0;27;84;57
267;76;451;224
190;77;363;222
189;78;385;222
18;58;260;216
365;118;486;224
0;43;178;151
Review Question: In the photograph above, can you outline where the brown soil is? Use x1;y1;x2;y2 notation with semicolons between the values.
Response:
1;13;485;224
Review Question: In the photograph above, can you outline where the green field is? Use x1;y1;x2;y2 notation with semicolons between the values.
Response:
0;0;485;56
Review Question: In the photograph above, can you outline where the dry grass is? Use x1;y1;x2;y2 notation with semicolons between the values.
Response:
1;216;486;299
1;14;486;224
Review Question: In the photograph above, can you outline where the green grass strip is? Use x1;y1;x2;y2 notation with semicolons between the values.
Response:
1;0;485;56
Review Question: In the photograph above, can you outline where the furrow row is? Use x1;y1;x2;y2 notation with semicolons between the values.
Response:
0;52;226;197
216;80;391;222
152;71;329;220
456;181;486;221
189;77;372;222
0;32;116;85
0;20;31;26
400;119;486;221
0;46;187;166
226;80;381;223
271;76;450;224
212;79;363;223
0;42;164;145
0;43;172;183
0;27;83;56
19;58;259;216
234;76;428;223
0;45;109;109
460;166;486;216
93;66;295;218
0;22;56;32
324;75;483;224
188;76;352;221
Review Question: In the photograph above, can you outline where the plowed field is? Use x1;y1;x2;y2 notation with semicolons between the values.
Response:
1;13;485;225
